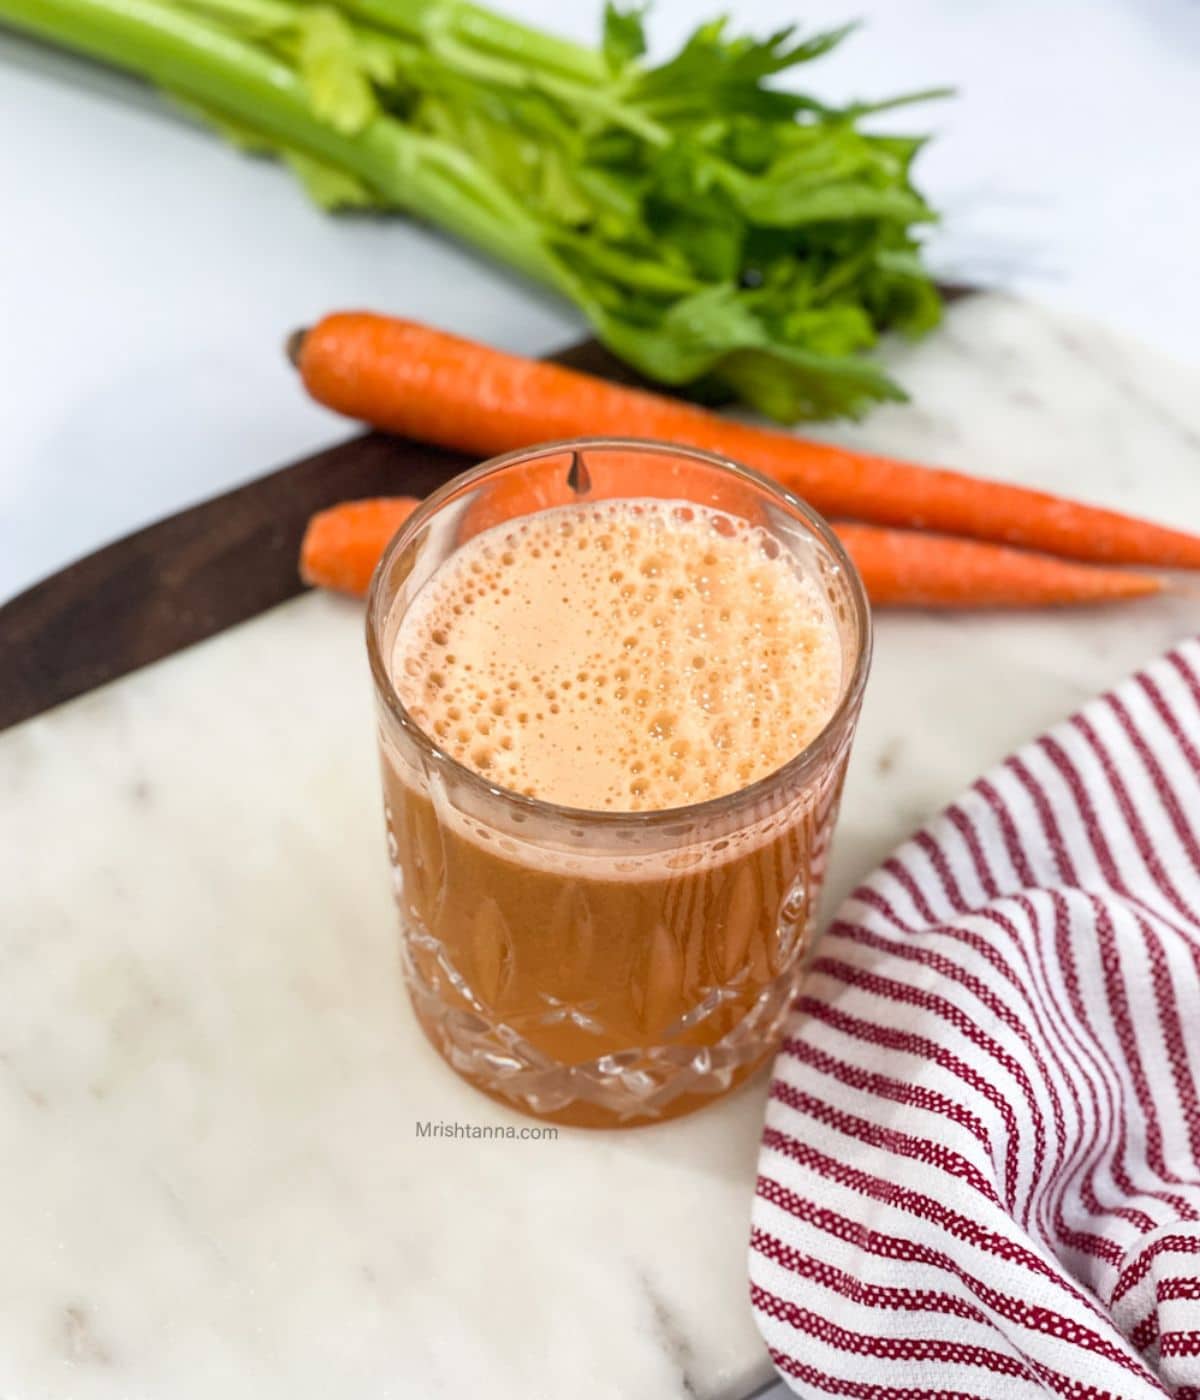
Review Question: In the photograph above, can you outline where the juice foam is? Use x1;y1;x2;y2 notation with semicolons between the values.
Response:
391;499;841;811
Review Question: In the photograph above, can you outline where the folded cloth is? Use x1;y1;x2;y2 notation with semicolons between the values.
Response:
750;639;1200;1400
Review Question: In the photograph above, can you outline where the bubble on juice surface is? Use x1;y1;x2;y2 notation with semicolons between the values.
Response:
390;500;841;812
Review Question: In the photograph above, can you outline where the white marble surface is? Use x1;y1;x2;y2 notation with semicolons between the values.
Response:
2;294;1199;1398
2;0;1199;602
0;593;773;1399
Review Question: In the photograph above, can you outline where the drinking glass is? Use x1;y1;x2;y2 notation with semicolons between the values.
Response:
367;440;870;1128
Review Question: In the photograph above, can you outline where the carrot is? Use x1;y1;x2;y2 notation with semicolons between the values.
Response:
833;523;1163;608
290;313;1200;570
299;497;1164;609
300;496;419;595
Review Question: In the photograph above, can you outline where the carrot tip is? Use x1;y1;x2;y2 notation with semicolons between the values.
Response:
285;328;308;369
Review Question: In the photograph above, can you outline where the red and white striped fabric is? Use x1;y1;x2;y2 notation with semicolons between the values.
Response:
751;639;1200;1399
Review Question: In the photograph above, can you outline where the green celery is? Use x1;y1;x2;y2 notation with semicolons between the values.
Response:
1;0;562;287
0;0;949;421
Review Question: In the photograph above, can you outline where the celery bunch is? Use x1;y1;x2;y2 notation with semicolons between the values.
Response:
1;0;948;419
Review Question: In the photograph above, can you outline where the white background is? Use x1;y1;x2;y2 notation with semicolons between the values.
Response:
2;0;1199;604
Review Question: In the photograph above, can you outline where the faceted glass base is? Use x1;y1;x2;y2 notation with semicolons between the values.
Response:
402;926;804;1129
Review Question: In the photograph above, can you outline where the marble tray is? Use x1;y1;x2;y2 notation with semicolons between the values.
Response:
2;294;1198;1399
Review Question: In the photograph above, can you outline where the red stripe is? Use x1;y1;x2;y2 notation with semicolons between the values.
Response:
964;779;1035;888
1130;1308;1159;1355
760;1128;1131;1343
750;1223;1137;1400
1002;753;1080;883
1070;711;1200;926
751;1281;1040;1378
1021;892;1159;1234
942;786;1175;1244
753;1225;1116;1394
941;804;997;900
831;910;1080;1244
1008;757;1191;1227
794;996;1022;1205
1111;1233;1200;1306
768;1077;1001;1204
887;845;1057;1024
1167;647;1200;724
1010;894;1158;1237
779;1035;994;1157
836;908;1069;1163
938;796;1094;1245
882;853;943;927
755;1171;1152;1377
912;828;973;910
1077;889;1197;1219
936;783;1097;1223
1096;690;1200;1169
815;950;1051;1210
750;1226;986;1323
910;823;1151;1240
1135;913;1200;1170
899;836;1076;1082
1159;1331;1200;1358
1115;685;1200;876
1086;897;1199;1212
755;1280;1142;1400
1033;738;1199;1215
834;907;1066;1126
1136;671;1200;778
767;1344;991;1400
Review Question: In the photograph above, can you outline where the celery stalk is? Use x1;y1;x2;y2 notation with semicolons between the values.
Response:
0;0;948;421
0;0;561;288
344;0;606;86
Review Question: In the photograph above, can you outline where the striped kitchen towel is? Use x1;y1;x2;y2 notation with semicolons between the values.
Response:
750;638;1200;1399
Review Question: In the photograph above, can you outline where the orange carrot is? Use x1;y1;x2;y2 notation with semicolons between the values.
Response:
290;313;1200;570
833;523;1163;608
299;497;1164;609
300;496;419;595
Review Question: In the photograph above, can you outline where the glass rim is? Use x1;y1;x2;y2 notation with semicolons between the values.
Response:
365;437;872;831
